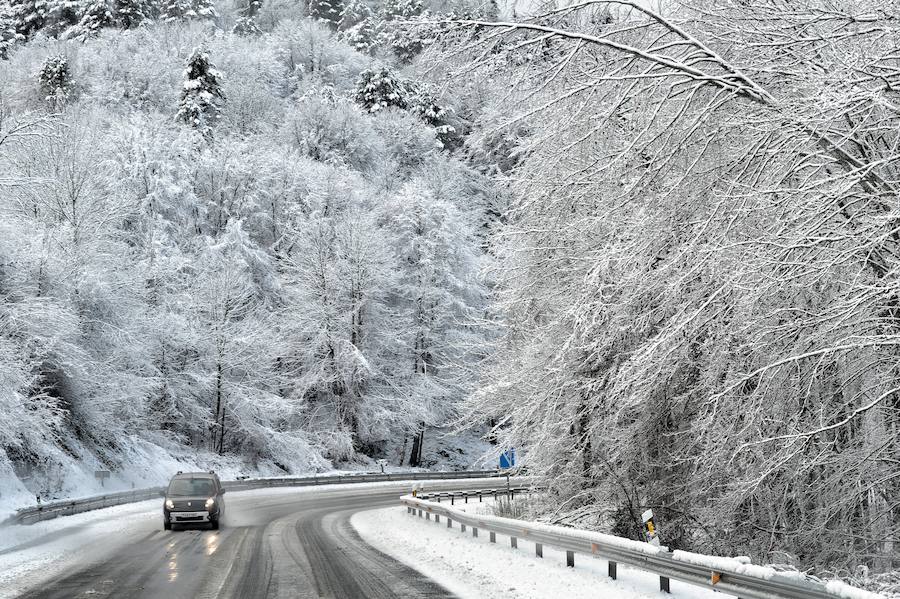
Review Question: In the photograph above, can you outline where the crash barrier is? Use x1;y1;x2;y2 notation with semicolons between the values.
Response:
402;491;883;599
5;470;505;526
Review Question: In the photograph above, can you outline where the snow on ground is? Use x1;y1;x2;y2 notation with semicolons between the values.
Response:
352;503;734;599
0;498;161;599
0;479;480;598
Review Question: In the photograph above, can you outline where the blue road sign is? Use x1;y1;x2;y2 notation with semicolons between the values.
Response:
499;448;516;469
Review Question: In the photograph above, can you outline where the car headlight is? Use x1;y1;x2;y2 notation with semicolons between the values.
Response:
205;498;215;510
165;499;174;510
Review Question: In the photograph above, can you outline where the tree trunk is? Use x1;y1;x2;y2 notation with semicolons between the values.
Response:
409;427;425;467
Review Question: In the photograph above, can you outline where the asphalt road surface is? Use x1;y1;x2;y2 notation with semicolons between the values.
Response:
14;480;491;599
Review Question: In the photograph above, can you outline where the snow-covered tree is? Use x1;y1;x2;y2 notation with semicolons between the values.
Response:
162;0;216;21
378;177;486;466
176;47;225;137
354;67;407;113
337;0;368;30
4;0;44;40
340;16;376;53
38;53;73;109
114;0;149;28
71;0;113;40
232;15;260;35
307;0;342;28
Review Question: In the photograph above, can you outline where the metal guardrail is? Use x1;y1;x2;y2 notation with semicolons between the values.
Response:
5;470;504;526
402;491;884;599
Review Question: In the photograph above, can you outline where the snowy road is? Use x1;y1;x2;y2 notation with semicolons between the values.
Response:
4;480;492;599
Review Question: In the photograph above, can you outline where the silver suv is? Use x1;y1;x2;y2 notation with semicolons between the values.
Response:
162;471;226;530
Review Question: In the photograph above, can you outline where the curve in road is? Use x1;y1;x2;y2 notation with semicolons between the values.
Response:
14;480;490;599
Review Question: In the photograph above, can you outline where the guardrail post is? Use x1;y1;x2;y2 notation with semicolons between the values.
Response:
478;492;482;503
451;495;455;505
660;576;670;593
511;537;517;549
489;532;496;543
566;551;575;567
535;543;543;558
426;512;430;520
473;527;478;538
608;561;617;579
461;523;466;533
465;494;469;504
435;514;440;523
447;518;452;528
418;509;422;517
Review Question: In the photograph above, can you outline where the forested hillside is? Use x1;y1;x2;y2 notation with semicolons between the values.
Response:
420;0;899;589
0;0;500;503
2;0;898;592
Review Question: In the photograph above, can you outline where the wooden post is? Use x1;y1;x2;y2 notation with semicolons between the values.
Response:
608;561;617;580
660;577;670;593
511;537;518;549
535;543;543;558
489;532;496;543
566;551;575;567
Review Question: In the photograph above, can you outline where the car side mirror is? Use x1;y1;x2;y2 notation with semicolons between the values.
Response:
219;489;226;495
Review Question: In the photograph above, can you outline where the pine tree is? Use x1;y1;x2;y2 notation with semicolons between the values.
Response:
341;17;376;53
337;0;368;30
308;0;342;28
72;0;113;40
0;4;24;58
176;47;225;138
43;0;80;36
162;0;216;21
235;0;260;17
406;83;457;148
114;0;149;28
381;0;421;20
192;0;216;20
6;0;45;40
354;67;407;113
231;15;260;35
38;53;73;109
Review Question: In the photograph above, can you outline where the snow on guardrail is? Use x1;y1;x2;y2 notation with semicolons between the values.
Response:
402;492;885;599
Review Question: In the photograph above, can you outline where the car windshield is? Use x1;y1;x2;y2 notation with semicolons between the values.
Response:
168;478;215;497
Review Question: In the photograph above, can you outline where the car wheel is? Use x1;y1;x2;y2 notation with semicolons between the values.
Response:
164;520;171;531
210;518;220;530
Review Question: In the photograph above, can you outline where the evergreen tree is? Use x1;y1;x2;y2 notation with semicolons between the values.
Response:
307;0;342;28
43;0;80;36
377;0;427;63
191;0;216;20
337;0;368;30
235;0;260;17
176;47;225;138
354;67;407;113
5;0;45;40
341;17;376;54
72;0;113;40
0;5;24;58
406;83;457;148
232;15;260;35
380;0;421;20
38;53;73;109
114;0;149;28
162;0;215;21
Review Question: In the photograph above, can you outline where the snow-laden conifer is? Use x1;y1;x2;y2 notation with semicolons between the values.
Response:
176;46;225;137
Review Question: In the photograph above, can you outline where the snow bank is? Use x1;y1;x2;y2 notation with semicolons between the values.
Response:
352;505;727;599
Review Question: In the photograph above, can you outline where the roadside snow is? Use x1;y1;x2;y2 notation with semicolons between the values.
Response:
351;505;732;599
0;498;161;599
